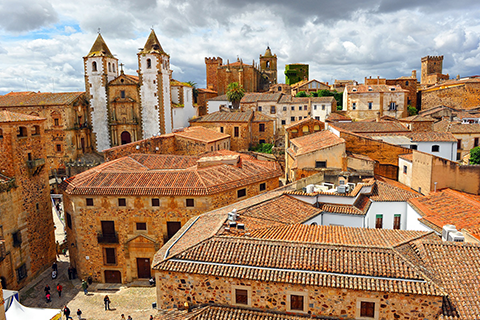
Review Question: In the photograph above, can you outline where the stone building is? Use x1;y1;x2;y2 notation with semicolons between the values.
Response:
0;111;56;290
290;79;329;96
284;64;308;86
85;31;196;152
61;150;282;283
421;55;449;86
419;78;480;111
189;111;275;150
435;118;480;160
0;91;92;177
205;47;277;95
365;72;418;109
342;84;408;120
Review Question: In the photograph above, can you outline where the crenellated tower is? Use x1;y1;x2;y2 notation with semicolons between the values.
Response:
138;30;172;136
84;33;118;151
421;55;444;85
205;57;223;92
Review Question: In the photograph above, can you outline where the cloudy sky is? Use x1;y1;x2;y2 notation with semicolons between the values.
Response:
1;0;480;95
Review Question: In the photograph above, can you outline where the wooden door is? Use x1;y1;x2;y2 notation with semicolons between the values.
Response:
121;131;131;145
104;270;121;283
137;258;151;279
81;138;85;153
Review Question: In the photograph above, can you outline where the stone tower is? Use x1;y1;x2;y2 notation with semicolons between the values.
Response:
259;47;277;91
421;55;443;85
84;34;118;151
205;57;223;92
138;30;172;136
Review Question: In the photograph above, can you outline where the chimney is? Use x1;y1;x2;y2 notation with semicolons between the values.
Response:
376;112;381;122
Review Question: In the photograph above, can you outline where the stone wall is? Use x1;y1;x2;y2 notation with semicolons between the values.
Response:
190;122;251;151
420;82;480;111
156;271;443;319
65;177;279;283
103;135;177;161
251;120;274;146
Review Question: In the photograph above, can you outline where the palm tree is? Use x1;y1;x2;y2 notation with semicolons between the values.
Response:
226;82;245;110
186;81;198;104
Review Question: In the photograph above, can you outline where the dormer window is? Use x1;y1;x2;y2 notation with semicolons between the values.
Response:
368;87;372;91
390;87;396;91
92;61;97;72
147;59;152;69
352;88;357;92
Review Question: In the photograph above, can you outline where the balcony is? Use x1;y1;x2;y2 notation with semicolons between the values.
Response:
27;158;45;176
97;233;119;244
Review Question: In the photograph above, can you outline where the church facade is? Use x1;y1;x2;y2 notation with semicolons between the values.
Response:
84;31;196;152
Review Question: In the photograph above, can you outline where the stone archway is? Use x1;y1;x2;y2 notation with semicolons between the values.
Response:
121;131;131;145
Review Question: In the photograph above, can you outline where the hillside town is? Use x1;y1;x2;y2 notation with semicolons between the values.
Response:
1;26;480;320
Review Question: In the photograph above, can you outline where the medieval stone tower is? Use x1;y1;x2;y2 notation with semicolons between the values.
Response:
84;34;119;152
260;46;277;91
421;55;443;85
138;30;172;136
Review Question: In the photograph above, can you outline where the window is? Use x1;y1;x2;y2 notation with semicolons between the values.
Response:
66;212;72;229
403;165;407;174
314;105;317;110
375;214;383;229
258;106;262;112
118;198;126;206
259;139;265;144
108;62;111;72
475;138;479;148
291;117;295;122
314;124;320;131
151;198;160;207
220;127;224;133
92;61;97;72
322;105;325;110
259;182;266;191
121;90;125;98
32;125;40;136
360;301;375;318
281;120;286;125
352;102;356;110
389;102;397;111
104;248;116;265
147;58;151;69
56;144;61;152
270;106;276;114
54;118;59;126
259;123;265;132
304;105;307;109
112;64;115;72
283;106;287;111
299;106;302;110
457;152;461;161
16;264;27;282
410;145;417;150
234;127;239;137
393;214;401;230
17;126;27;137
237;188;246;198
406;81;409;85
278;86;282;91
167;221;182;239
302;126;309;133
457;139;462;150
315;161;327;168
186;199;194;207
235;289;248;305
315;116;320;120
86;198;94;206
368;102;373;110
12;231;22;247
136;222;147;231
432;145;440;152
291;106;295;111
289;294;305;312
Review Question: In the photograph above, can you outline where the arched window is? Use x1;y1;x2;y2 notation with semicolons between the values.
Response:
432;145;440;152
278;86;281;91
291;129;298;133
108;62;111;72
32;125;40;136
302;126;309;133
17;126;27;137
92;61;97;72
266;61;270;68
147;59;152;69
314;124;320;131
112;64;115;72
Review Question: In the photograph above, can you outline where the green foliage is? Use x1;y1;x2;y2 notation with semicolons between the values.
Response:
186;81;198;103
470;146;480;165
295;91;309;97
226;82;245;109
407;105;418;116
249;143;273;154
316;89;343;108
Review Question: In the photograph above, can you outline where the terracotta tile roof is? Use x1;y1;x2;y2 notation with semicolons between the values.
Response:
434;119;480;134
155;236;442;296
0;91;85;107
278;95;310;104
369;180;421;202
248;224;437;247
241;93;282;103
252;111;275;122
284;117;323;130
124;74;139;82
173;306;310;320
310;96;336;103
283;178;376;198
346;84;407;93
289;130;344;156
316;194;371;215
195;111;253;122
408;188;480;240
326;112;352;122
330;121;410;133
0;110;45;123
408;131;457;142
174;126;229;143
197;88;217;94
291;79;328;89
207;94;228;101
399;153;413;161
399;114;436;122
61;152;282;196
347;152;373;161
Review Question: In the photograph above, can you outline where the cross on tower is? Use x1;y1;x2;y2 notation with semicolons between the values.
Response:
97;28;101;34
120;63;124;72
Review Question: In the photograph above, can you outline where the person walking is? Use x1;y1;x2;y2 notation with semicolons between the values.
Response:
81;279;88;295
52;261;58;272
45;292;51;303
68;266;73;280
127;316;132;320
44;284;51;295
57;283;63;297
76;308;82;320
63;305;71;320
120;314;126;320
104;295;111;310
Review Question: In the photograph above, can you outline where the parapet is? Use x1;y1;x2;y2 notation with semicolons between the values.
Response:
205;57;223;65
421;55;444;62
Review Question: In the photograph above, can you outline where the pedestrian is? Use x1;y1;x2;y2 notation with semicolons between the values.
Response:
44;284;51;295
57;283;63;297
45;292;51;303
76;308;82;320
127;316;132;320
104;295;111;310
81;279;88;295
52;261;58;272
150;316;153;320
121;314;126;320
63;305;71;320
68;266;73;280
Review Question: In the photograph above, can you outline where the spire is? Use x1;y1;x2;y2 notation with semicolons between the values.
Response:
86;34;114;58
140;29;165;54
264;46;273;57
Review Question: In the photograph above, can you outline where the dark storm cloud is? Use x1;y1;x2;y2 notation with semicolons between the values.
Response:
0;0;58;32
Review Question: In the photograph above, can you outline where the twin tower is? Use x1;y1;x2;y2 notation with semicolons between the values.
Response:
84;30;173;151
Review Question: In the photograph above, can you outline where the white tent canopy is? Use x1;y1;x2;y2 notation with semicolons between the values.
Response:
3;290;18;312
6;298;60;320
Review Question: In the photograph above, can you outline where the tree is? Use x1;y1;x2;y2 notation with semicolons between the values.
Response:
407;105;418;116
186;81;198;104
295;91;309;97
316;89;343;109
226;82;245;110
470;146;480;165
